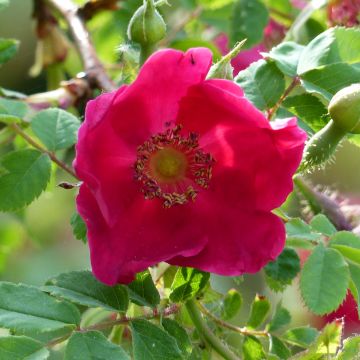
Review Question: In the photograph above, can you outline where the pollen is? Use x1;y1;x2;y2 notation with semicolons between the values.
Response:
134;124;215;208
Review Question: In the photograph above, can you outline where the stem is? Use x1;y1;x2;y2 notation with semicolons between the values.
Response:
10;124;79;179
140;43;155;66
198;302;269;338
185;299;240;360
267;77;300;120
294;177;353;231
47;0;115;92
46;304;180;348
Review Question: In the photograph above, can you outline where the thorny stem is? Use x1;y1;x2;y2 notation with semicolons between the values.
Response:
185;299;240;360
46;304;180;348
198;301;269;338
294;177;353;231
10;124;79;180
47;0;116;92
267;76;300;120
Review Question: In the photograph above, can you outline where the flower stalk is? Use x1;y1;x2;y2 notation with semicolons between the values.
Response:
185;299;240;360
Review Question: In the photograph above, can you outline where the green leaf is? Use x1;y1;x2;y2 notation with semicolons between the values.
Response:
230;0;269;48
0;336;49;360
286;217;321;249
264;248;300;292
0;282;80;341
0;149;51;211
267;303;291;332
161;318;192;358
0;0;9;11
127;271;160;308
221;288;242;320
196;0;234;10
170;268;210;303
336;336;360;360
331;245;360;266
0;39;19;65
235;60;285;110
170;39;222;61
267;42;305;77
65;331;130;360
310;214;337;236
131;319;183;360
300;244;350;315
329;231;360;249
0;98;28;118
31;108;81;151
298;27;360;74
269;336;291;359
282;94;328;132
298;321;343;359
70;212;87;243
348;263;360;317
242;335;266;360
43;271;129;312
301;62;360;102
282;327;319;348
247;295;271;329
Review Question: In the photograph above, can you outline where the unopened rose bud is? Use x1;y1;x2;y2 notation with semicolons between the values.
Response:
300;84;360;172
329;83;360;134
127;0;166;46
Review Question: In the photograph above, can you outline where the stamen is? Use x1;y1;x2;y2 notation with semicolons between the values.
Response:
134;124;215;208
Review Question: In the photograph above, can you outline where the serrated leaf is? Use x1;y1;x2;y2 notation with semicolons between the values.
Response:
247;295;271;329
127;271;160;308
267;303;291;332
170;268;210;303
282;326;319;348
264;247;300;289
0;39;19;65
65;331;129;360
266;42;305;77
242;335;266;360
331;245;360;266
282;94;328;132
0;149;51;211
0;98;28;118
301;62;360;102
348;263;360;318
300;244;349;315
297;27;360;74
336;336;360;360
31;108;80;151
43;271;129;312
221;288;242;320
329;231;360;249
269;336;291;359
235;60;285;110
310;214;337;236
0;282;80;342
230;0;269;48
131;319;183;360
162;318;192;358
285;218;321;249
0;336;49;360
70;212;87;243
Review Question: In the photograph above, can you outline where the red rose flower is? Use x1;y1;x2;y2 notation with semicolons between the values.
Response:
328;0;360;27
74;48;306;285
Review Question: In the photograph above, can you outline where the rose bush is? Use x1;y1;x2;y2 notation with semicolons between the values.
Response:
74;47;306;285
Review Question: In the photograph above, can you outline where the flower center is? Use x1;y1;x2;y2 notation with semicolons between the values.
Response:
134;125;215;208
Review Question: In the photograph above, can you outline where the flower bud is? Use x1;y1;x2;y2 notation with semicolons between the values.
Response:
328;83;360;134
127;0;166;46
207;39;246;80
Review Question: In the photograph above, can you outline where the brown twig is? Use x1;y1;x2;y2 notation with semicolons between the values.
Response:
197;301;269;338
78;0;119;21
47;0;116;92
267;76;300;120
46;304;180;348
10;124;79;180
